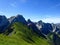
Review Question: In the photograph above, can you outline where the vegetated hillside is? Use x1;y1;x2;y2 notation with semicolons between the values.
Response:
0;22;50;45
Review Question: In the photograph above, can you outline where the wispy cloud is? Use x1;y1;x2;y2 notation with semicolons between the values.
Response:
10;2;17;7
42;17;60;23
10;0;27;7
0;11;3;14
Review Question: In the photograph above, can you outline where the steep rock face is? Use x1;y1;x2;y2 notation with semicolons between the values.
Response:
27;19;46;38
27;19;39;32
8;15;27;25
41;23;53;35
36;20;43;30
51;23;60;34
56;23;60;29
53;34;60;45
36;20;53;35
0;15;9;33
27;19;39;31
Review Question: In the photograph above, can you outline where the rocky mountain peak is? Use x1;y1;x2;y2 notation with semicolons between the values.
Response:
0;15;9;33
27;19;32;23
9;14;27;25
38;20;43;23
0;15;9;26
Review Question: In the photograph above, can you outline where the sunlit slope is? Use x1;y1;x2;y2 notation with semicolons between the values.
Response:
0;22;50;45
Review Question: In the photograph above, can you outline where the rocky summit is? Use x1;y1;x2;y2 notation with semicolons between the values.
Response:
8;14;27;25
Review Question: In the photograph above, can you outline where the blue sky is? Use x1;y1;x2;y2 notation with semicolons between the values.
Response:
0;0;60;23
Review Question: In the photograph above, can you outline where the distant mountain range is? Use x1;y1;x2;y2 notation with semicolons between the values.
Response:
0;14;60;35
0;14;60;45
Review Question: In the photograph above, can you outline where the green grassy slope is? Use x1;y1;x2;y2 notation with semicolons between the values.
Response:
0;22;50;45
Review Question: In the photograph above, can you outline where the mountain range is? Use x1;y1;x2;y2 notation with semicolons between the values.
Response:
0;14;60;45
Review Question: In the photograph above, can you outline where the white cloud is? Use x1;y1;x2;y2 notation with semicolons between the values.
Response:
42;17;60;23
0;11;3;14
